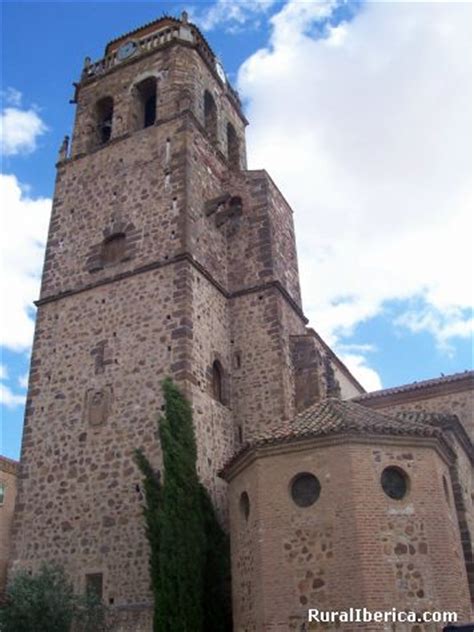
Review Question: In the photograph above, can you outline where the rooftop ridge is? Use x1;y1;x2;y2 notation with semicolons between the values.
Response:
352;370;473;402
105;14;182;51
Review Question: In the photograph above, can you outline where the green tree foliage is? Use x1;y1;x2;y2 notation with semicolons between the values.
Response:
135;378;232;632
200;486;233;632
0;562;106;632
134;448;162;631
0;563;74;632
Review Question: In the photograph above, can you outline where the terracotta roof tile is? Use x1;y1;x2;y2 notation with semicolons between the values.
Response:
252;398;442;444
394;411;473;460
220;399;450;477
352;370;473;402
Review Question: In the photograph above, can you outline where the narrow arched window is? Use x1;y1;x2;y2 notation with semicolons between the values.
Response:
227;122;239;169
133;77;157;130
204;90;217;142
96;97;114;145
212;360;224;404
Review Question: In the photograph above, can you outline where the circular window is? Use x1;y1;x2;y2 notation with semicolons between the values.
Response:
381;467;408;500
239;491;250;521
291;473;321;507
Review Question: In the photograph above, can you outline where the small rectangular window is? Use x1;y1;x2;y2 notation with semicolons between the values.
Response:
0;482;5;505
85;573;103;601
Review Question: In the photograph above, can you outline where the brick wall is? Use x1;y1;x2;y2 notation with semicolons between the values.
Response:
228;439;472;631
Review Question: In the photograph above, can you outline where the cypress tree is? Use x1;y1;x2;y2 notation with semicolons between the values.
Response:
134;449;162;632
200;486;233;632
136;378;232;631
156;378;205;631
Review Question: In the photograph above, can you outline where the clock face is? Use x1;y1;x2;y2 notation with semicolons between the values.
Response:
215;61;226;84
117;40;137;61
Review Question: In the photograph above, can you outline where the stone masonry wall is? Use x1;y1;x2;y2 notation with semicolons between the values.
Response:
71;44;246;163
42;118;187;301
13;269;177;609
375;389;474;442
187;266;235;518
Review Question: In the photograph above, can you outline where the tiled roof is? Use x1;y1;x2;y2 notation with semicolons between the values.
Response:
353;370;473;402
394;411;473;460
106;15;181;49
254;398;442;443
0;455;19;474
220;399;449;477
104;13;215;62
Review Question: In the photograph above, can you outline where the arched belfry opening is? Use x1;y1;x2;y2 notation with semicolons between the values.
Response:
96;96;114;145
212;360;225;404
204;90;218;143
227;122;240;169
133;77;157;130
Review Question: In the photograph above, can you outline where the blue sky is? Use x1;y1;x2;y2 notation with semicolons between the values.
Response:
1;0;472;460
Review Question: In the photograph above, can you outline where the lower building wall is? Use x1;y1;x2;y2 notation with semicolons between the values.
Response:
0;460;18;595
228;439;472;631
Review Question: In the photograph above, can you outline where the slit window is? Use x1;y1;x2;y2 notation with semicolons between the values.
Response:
96;97;114;145
212;360;224;404
204;90;217;142
227;122;239;169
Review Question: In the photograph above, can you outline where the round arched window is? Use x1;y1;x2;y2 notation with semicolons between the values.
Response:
290;473;321;507
239;491;250;521
381;467;409;500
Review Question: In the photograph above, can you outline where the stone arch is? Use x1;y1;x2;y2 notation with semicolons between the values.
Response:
101;232;127;266
129;74;158;131
85;220;139;272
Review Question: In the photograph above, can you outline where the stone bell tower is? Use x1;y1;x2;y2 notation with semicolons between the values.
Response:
10;12;363;630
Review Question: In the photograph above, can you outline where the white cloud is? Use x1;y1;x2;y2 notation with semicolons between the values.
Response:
18;372;29;389
189;0;278;32
0;105;47;156
338;352;383;393
238;0;472;386
0;382;26;409
0;363;26;408
396;306;474;353
1;87;23;107
0;174;51;351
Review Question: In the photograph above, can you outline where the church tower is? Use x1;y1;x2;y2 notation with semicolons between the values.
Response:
10;13;364;629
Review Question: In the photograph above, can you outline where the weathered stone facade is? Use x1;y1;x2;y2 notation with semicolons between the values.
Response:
8;13;473;632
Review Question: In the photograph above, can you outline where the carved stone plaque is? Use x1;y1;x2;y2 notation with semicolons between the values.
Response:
84;386;113;427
